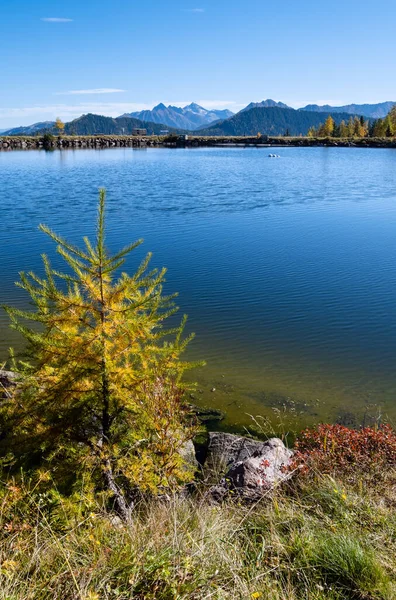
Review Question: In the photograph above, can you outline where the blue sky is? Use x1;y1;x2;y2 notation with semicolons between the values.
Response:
1;0;396;128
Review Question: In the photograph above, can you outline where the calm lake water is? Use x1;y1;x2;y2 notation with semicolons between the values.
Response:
1;146;396;433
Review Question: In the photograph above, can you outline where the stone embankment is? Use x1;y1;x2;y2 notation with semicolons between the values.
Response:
1;135;396;151
0;136;163;151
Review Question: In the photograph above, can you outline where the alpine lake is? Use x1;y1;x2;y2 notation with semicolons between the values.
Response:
1;145;396;435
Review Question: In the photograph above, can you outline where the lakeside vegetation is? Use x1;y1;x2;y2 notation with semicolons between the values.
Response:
0;191;395;598
308;105;396;139
0;424;394;599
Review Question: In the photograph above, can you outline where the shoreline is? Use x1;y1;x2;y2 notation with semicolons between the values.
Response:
1;134;396;151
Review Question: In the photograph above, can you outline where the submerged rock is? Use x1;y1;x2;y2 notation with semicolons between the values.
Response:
189;404;225;423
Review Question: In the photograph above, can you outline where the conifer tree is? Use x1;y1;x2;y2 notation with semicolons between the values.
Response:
372;118;385;137
389;104;396;130
332;122;340;138
339;120;348;138
323;115;335;137
384;115;394;137
1;190;198;520
347;117;355;138
353;116;361;137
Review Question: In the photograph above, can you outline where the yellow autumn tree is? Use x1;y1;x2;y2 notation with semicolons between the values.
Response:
307;126;316;138
323;115;335;137
1;190;199;520
55;117;65;134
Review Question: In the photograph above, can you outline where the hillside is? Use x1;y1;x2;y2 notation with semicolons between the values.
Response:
301;101;395;119
63;114;179;135
3;120;56;136
197;106;364;136
2;114;180;137
122;102;234;130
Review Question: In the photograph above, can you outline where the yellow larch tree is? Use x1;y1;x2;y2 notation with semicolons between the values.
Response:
1;190;199;520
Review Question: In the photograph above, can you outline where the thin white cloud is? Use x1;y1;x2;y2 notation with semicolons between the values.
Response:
41;17;73;23
183;8;205;13
55;89;126;96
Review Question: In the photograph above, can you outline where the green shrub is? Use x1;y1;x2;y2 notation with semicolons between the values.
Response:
41;132;55;149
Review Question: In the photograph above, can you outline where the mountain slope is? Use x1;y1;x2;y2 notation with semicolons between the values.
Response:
300;101;395;119
62;114;168;135
198;106;362;137
2;121;56;136
122;103;234;130
240;99;291;112
2;114;180;137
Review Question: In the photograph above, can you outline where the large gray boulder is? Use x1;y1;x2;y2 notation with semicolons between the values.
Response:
205;433;293;501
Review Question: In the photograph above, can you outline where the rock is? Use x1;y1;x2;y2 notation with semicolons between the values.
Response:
205;433;293;501
108;514;124;529
205;432;277;471
180;439;199;471
226;440;293;499
207;483;228;503
189;404;225;424
0;370;19;399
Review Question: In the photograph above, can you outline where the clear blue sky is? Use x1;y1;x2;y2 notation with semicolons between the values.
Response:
1;0;396;128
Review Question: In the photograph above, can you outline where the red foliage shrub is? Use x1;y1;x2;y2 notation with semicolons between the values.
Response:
293;424;396;477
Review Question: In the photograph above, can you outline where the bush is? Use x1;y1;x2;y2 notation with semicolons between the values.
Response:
293;424;396;482
41;132;55;149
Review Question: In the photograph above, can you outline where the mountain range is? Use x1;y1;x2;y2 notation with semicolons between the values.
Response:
197;106;359;137
1;99;394;138
299;101;394;119
239;99;394;119
121;103;234;130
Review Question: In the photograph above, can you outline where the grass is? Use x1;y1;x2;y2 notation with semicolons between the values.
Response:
0;469;394;599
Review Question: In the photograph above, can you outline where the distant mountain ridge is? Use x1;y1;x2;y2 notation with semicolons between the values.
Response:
300;101;395;119
198;106;364;137
121;103;234;130
3;121;56;136
240;99;291;112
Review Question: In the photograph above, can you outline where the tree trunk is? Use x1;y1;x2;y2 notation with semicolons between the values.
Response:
103;459;133;523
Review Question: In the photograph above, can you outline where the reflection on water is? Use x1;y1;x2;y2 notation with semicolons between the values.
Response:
1;146;396;432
